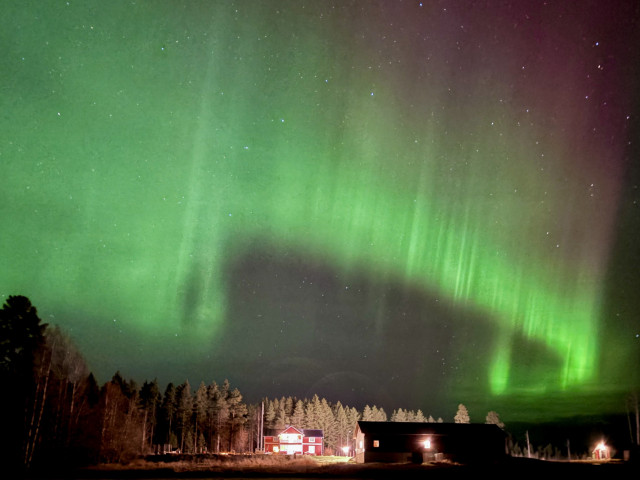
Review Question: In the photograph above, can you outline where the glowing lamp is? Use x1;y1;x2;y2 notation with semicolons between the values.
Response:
423;439;431;449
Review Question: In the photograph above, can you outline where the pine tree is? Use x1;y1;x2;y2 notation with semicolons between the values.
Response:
139;379;160;454
175;381;192;452
264;399;276;428
0;295;47;472
347;407;361;432
206;383;220;451
283;396;294;423
98;373;143;463
390;408;398;422
454;404;470;424
485;411;504;429
371;405;381;421
362;405;373;421
334;403;350;451
211;382;229;453
317;397;336;452
373;406;387;422
193;382;208;452
290;399;305;427
160;383;177;448
391;408;408;422
305;395;321;428
227;386;247;452
245;403;261;452
274;401;287;429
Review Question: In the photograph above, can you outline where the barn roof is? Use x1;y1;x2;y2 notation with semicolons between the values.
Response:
356;421;505;437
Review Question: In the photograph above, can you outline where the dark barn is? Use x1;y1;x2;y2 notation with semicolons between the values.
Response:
354;421;507;464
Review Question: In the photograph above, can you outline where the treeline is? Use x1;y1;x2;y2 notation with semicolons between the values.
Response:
0;296;260;470
261;397;446;453
0;295;502;473
263;395;359;452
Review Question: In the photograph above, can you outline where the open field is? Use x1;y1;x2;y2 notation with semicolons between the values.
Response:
27;455;639;479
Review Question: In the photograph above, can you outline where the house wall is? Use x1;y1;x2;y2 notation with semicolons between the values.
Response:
356;427;506;464
263;433;323;455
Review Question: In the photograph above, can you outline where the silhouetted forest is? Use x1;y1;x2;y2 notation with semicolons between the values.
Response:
5;294;635;475
2;295;467;473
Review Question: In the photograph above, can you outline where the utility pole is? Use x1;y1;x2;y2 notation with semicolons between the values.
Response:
634;392;640;445
627;392;640;446
260;401;264;452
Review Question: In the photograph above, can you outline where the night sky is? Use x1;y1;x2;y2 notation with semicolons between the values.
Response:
2;0;639;423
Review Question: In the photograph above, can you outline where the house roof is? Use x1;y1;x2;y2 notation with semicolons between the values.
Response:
356;421;505;437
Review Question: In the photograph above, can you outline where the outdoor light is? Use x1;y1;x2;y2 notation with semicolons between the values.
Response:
593;441;609;460
342;446;350;455
423;439;431;449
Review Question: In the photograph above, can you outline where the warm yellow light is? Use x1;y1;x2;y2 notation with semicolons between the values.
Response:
342;446;350;454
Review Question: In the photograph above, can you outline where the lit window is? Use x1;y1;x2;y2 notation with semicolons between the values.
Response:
280;433;301;443
359;441;363;449
373;440;380;448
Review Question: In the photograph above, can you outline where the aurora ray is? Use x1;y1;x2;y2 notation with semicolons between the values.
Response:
1;0;637;421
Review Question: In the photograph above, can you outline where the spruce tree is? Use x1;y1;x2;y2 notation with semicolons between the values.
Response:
193;382;208;452
485;411;504;429
290;399;305;427
264;399;276;428
274;402;287;429
139;379;160;453
454;404;470;424
160;382;177;447
305;395;321;428
318;397;336;451
373;406;387;421
176;381;192;452
0;295;47;472
362;405;373;421
226;387;247;452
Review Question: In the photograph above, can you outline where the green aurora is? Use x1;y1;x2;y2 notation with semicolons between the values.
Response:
2;1;639;421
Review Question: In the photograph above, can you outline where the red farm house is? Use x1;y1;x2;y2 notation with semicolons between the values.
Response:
264;426;324;455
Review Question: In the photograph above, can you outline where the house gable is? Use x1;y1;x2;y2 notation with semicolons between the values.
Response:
281;426;303;436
